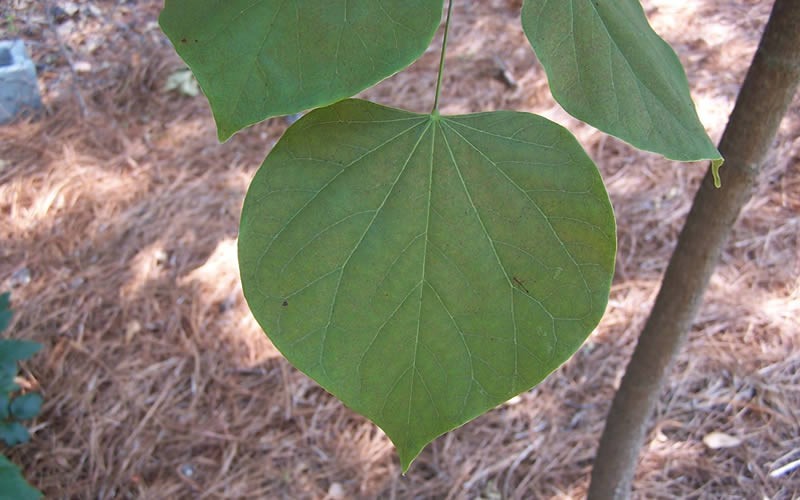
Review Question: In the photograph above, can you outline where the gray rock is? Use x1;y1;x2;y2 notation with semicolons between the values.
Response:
0;40;42;124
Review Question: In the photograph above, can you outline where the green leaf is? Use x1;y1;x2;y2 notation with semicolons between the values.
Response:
9;394;42;421
0;394;8;421
0;362;19;393
0;339;41;392
0;293;11;333
159;0;444;140
521;0;722;166
0;421;29;446
0;454;42;500
0;369;18;393
239;99;616;470
0;341;41;365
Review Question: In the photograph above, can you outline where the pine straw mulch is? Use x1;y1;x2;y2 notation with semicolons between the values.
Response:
1;0;798;498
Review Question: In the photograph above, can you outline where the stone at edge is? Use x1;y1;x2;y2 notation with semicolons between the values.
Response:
0;40;42;124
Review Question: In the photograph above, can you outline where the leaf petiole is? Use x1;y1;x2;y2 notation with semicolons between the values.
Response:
432;0;455;113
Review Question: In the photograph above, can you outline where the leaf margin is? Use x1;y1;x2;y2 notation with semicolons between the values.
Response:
238;98;617;470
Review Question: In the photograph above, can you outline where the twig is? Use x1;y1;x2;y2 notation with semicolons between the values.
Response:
769;457;800;478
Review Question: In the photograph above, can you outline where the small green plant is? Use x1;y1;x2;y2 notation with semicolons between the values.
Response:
160;0;722;470
2;14;18;36
0;293;43;499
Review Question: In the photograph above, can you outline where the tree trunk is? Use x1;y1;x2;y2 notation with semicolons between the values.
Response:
587;1;800;498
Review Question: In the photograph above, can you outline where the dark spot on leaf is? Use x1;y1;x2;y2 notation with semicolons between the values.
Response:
282;300;289;307
180;37;187;43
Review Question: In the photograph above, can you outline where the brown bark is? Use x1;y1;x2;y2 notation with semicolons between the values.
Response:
587;1;800;498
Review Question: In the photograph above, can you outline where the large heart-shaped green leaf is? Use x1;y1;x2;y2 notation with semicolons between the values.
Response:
521;0;723;180
239;99;616;470
159;0;444;140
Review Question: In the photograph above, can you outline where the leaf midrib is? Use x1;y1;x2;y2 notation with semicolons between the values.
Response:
407;118;437;449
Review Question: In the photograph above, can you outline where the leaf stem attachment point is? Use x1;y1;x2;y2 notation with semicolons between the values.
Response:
432;0;454;113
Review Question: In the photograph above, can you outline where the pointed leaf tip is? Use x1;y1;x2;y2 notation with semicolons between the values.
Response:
712;158;724;188
521;0;719;166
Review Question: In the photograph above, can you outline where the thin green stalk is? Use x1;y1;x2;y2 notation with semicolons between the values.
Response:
432;0;454;113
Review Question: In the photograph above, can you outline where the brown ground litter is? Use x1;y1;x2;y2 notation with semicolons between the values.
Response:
1;0;798;498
